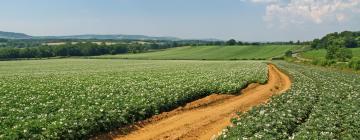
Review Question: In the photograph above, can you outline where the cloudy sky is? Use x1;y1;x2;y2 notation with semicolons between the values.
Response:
0;0;359;41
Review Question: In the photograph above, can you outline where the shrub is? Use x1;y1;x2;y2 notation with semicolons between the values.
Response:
312;59;320;65
319;59;336;66
348;60;360;70
285;50;293;57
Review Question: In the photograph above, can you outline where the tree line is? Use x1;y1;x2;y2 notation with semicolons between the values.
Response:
224;39;309;46
0;42;179;59
311;31;359;62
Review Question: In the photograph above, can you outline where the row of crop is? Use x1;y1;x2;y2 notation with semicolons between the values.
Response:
219;61;360;139
219;62;321;139
0;59;268;139
292;65;360;139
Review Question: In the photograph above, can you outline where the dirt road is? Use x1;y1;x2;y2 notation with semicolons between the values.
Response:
94;64;291;140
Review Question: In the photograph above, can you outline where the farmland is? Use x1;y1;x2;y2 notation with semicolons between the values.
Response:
2;1;360;139
0;59;267;139
301;48;360;60
220;61;360;139
93;45;299;60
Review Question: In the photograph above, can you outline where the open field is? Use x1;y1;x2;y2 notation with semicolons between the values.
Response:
1;54;360;139
220;61;360;139
93;45;300;60
96;64;290;140
301;48;360;60
0;59;267;139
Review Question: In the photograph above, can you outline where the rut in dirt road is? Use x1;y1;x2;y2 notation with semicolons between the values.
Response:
94;64;291;140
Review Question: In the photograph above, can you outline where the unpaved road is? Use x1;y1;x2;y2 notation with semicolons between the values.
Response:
94;64;291;140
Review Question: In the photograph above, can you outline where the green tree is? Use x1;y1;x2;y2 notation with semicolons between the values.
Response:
311;39;320;49
336;47;353;61
226;39;237;46
0;48;20;59
285;50;293;57
344;36;357;48
19;47;39;58
326;45;339;60
326;39;353;61
0;38;7;42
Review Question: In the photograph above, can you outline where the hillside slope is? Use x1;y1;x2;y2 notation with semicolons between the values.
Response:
94;45;299;60
0;31;179;40
301;48;360;60
0;31;32;39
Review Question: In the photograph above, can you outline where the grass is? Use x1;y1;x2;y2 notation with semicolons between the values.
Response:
301;48;360;60
92;45;300;60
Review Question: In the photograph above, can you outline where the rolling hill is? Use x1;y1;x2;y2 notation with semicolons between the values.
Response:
0;31;180;40
37;34;180;41
301;48;360;60
93;45;300;60
0;31;32;39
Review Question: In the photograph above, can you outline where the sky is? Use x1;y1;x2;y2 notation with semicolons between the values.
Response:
0;0;359;41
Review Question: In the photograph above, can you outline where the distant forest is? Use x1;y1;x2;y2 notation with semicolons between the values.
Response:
0;40;198;59
0;38;306;60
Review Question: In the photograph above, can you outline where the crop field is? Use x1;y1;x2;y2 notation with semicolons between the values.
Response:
220;61;360;139
301;48;360;60
93;45;299;60
0;59;267;139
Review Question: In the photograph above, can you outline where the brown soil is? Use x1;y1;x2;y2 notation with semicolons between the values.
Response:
92;64;291;140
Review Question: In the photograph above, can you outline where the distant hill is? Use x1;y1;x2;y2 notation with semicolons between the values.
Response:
0;31;181;41
37;34;180;41
0;31;32;39
0;31;226;41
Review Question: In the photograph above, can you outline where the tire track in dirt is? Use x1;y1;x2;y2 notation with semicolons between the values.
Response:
93;64;291;140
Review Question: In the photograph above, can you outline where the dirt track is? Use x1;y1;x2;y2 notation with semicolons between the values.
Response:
94;64;291;140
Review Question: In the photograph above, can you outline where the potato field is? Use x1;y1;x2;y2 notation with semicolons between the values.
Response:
220;61;360;139
0;59;267;139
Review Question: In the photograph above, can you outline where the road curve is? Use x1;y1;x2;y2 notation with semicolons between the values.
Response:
94;64;291;140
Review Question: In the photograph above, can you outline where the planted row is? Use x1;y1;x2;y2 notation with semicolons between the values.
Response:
0;59;268;139
219;61;360;139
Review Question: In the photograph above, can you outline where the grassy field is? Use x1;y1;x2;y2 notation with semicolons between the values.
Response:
220;61;360;139
301;48;360;60
0;59;267;139
93;45;300;60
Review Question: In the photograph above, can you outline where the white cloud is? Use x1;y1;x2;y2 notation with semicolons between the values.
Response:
248;0;360;27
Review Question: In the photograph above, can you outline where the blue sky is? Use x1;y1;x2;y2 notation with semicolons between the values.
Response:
0;0;359;41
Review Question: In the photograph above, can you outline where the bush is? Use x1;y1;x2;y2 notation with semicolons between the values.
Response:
312;59;335;66
319;59;336;66
348;60;360;70
272;57;284;60
226;39;237;46
312;59;320;65
285;50;293;57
